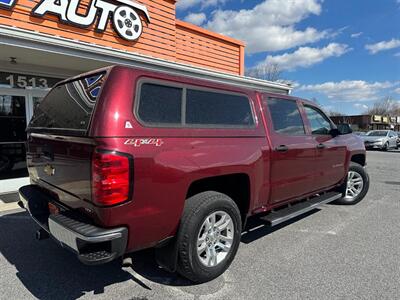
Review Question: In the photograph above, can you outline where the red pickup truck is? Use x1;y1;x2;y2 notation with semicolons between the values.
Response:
19;66;369;283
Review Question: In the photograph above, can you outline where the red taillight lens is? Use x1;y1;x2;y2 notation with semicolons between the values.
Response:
92;151;131;206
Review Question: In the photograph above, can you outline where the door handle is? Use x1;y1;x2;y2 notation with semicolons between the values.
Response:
316;143;326;149
275;145;289;152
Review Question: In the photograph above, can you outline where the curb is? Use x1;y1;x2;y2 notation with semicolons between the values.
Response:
0;202;22;212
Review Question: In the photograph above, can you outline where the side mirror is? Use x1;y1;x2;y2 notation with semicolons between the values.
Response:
330;128;341;137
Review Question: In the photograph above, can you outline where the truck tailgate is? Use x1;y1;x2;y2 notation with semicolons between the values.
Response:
27;133;95;208
25;71;108;210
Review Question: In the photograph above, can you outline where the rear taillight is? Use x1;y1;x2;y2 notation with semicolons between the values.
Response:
92;151;132;206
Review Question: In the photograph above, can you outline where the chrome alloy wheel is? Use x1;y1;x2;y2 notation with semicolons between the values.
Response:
345;170;364;201
197;211;234;267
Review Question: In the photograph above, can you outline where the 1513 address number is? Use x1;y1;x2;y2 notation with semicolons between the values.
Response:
0;72;62;89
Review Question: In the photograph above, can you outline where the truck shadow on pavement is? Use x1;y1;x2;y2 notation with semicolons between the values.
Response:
240;210;319;244
0;211;144;300
0;209;320;299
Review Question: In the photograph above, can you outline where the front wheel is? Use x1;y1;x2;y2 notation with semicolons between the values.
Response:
176;191;242;283
335;162;369;205
383;142;389;151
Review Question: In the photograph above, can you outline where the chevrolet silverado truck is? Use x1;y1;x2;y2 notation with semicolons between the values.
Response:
18;66;369;283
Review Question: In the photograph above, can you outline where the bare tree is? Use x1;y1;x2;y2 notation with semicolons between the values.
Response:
310;97;320;105
365;96;400;115
246;63;282;82
309;98;343;117
327;110;344;117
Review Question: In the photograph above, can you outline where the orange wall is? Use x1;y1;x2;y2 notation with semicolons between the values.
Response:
175;20;244;75
0;0;244;74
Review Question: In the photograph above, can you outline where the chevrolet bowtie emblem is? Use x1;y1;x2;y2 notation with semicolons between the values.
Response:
44;164;55;176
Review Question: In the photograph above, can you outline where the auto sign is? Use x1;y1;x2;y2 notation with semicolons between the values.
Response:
31;0;150;41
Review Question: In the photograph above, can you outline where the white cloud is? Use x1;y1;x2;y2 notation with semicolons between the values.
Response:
177;0;197;10
354;103;369;110
395;87;400;94
259;43;351;71
299;80;397;101
177;0;226;10
183;12;207;26
322;105;334;111
206;0;329;53
351;32;363;38
365;38;400;54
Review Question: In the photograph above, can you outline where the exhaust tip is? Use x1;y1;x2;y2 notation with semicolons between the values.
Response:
122;256;133;268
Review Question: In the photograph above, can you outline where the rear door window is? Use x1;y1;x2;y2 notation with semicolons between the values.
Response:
266;98;305;135
29;72;105;134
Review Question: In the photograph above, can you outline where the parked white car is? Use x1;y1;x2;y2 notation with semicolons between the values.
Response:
363;130;399;150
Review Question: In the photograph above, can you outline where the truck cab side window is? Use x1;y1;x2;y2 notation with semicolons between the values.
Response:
266;98;305;135
304;106;332;135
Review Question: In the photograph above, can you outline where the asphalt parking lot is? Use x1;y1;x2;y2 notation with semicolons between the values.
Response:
0;150;399;300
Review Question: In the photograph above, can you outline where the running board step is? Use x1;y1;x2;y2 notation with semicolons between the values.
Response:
261;192;342;227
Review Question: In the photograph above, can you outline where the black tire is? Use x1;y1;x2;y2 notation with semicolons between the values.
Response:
335;162;369;205
176;191;242;283
383;142;389;151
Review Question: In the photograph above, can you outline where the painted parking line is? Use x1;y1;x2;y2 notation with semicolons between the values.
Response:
0;202;22;212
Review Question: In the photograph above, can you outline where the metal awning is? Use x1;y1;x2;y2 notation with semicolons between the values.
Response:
0;25;291;95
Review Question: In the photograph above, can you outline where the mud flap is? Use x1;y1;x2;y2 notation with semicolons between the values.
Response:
155;236;179;273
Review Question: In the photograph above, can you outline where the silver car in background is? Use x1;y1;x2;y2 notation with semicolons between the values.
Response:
363;130;399;150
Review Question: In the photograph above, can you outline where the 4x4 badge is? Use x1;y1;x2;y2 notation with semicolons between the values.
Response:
124;138;164;147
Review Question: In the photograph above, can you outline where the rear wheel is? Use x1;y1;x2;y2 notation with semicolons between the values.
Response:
177;191;242;283
335;162;369;205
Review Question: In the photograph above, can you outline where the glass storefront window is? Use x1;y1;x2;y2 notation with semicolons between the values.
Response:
0;71;60;191
0;95;28;180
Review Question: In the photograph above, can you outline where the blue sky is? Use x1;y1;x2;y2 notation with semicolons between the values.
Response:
176;0;400;115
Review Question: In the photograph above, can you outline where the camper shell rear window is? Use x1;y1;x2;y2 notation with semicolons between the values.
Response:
29;72;106;134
